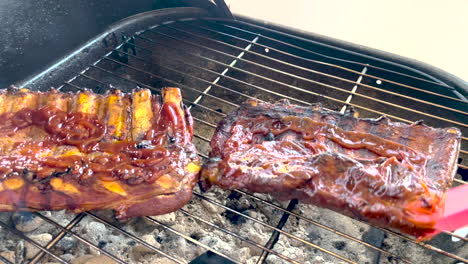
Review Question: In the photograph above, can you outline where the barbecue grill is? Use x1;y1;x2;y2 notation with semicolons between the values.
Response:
0;4;467;264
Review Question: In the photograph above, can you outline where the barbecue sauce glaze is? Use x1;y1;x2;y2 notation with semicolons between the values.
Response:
203;100;461;240
0;88;200;218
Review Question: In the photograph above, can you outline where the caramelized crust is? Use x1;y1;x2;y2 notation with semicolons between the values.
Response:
0;87;200;219
202;100;461;239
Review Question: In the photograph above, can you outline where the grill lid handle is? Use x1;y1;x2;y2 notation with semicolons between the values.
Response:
213;0;234;19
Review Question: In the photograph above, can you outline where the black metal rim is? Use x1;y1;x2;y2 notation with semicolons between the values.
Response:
15;7;211;90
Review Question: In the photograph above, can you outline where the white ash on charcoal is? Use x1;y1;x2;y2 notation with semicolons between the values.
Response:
378;231;468;264
200;198;226;214
56;235;79;252
143;212;176;226
266;202;468;264
71;216;138;260
0;212;56;262
61;253;76;262
148;258;176;264
132;187;282;263
0;210;135;263
130;234;160;261
1;188;466;264
15;240;25;263
71;255;116;264
273;203;374;264
137;189;277;262
24;233;53;259
0;250;15;263
0;213;20;258
0;187;276;264
11;211;46;233
267;239;307;264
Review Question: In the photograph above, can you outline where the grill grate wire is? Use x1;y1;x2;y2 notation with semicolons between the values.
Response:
0;17;466;264
194;21;466;101
207;19;467;100
161;23;466;115
109;32;468;137
129;30;466;128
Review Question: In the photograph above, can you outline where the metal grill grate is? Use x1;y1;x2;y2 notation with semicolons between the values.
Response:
0;14;467;264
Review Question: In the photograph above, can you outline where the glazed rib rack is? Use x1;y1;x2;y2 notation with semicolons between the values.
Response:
0;12;466;264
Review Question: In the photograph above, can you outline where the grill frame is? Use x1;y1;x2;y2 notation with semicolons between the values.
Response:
1;7;466;264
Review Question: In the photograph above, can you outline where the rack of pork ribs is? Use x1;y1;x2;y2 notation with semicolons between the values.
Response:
202;100;461;240
0;87;200;219
0;88;461;239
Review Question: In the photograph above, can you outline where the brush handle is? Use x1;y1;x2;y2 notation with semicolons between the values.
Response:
436;184;468;232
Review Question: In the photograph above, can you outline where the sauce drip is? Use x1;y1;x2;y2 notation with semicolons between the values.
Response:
223;115;427;172
0;106;184;185
204;102;458;240
276;116;427;168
